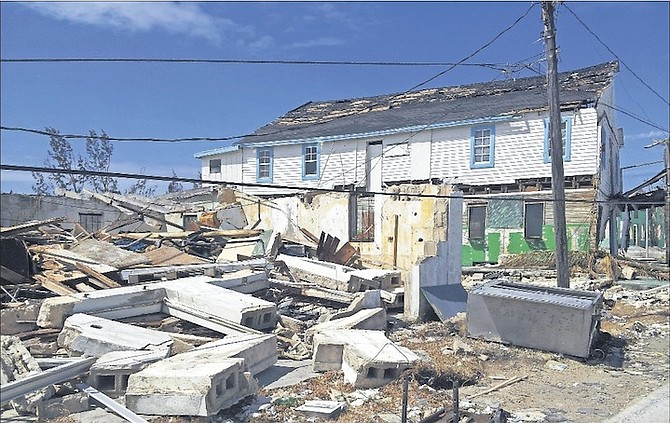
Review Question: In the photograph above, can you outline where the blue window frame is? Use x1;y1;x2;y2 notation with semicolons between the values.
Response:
544;116;572;163
470;127;495;169
256;147;273;182
302;143;320;180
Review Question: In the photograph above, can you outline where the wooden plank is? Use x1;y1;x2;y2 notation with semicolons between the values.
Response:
34;275;78;296
300;227;321;244
0;217;66;237
332;242;358;266
75;262;122;288
116;229;263;240
143;246;207;266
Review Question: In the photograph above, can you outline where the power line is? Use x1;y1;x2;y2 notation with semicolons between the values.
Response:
1;164;663;206
598;103;670;133
0;126;245;143
0;57;517;69
563;4;670;107
621;160;664;171
405;2;537;92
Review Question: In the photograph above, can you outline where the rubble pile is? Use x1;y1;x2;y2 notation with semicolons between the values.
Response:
1;187;668;422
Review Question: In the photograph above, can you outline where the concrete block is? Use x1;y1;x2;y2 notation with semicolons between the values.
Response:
195;334;277;375
350;269;402;291
36;296;80;329
312;330;419;388
175;270;269;294
88;349;167;397
308;308;387;337
278;254;357;292
58;314;173;357
36;392;89;420
162;281;276;331
328;290;383;321
0;300;40;335
125;353;257;416
0;335;55;412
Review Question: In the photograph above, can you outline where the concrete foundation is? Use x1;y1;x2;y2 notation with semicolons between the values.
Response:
125;352;257;416
58;314;173;357
312;329;419;388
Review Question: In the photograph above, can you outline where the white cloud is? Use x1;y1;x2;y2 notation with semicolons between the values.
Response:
626;130;669;141
286;37;344;50
23;2;226;44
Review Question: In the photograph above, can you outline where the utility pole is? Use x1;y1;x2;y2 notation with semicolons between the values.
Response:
542;1;570;288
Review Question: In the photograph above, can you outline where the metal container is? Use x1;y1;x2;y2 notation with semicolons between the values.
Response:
467;280;603;358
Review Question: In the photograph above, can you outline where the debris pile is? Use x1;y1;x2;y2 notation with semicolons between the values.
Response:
1;187;668;422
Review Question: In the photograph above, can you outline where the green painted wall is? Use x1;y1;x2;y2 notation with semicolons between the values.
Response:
462;223;591;266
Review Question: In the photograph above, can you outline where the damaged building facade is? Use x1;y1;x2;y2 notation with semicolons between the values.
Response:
196;61;624;266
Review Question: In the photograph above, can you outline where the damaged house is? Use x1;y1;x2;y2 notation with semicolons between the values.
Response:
196;61;624;268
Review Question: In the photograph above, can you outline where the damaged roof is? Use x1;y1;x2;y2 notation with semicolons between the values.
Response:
239;61;618;145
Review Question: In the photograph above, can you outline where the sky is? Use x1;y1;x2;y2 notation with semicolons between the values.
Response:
1;1;669;195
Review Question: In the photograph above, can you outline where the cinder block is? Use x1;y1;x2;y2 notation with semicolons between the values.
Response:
89;349;168;397
312;329;419;388
125;352;257;416
195;334;277;375
0;300;40;335
308;308;387;337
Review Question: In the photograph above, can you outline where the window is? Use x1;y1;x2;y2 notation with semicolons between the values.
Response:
470;127;495;168
302;143;319;179
524;203;544;239
209;159;221;174
256;148;273;182
350;194;374;242
468;205;486;240
79;213;102;232
544;117;572;163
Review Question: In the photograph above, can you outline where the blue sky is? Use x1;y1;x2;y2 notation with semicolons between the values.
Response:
1;1;668;194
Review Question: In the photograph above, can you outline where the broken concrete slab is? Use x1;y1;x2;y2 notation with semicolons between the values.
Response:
58;314;173;357
278;254;358;292
35;392;89;421
1;335;55;412
70;239;151;269
182;269;269;294
421;283;468;322
88;349;168;397
125;354;257;416
120;258;270;284
194;334;277;376
162;280;277;331
307;307;387;337
312;329;419;388
0;300;40;335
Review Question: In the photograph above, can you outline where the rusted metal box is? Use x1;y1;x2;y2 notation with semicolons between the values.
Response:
466;280;603;358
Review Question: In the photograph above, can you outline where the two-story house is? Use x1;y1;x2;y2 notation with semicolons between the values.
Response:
195;61;622;266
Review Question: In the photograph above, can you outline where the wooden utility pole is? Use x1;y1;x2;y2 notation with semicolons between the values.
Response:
542;1;570;288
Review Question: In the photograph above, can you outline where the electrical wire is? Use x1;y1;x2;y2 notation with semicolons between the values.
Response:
598;103;670;133
0;57;518;68
563;3;670;107
1;164;664;206
0;5;539;146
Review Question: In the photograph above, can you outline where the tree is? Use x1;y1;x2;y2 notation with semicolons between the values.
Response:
86;130;118;193
125;168;157;197
31;127;118;194
192;171;203;189
166;170;184;194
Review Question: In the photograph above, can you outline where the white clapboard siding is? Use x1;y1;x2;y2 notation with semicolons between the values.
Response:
430;109;600;185
201;150;243;183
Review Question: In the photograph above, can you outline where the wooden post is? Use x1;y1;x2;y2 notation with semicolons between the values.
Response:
542;1;570;288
